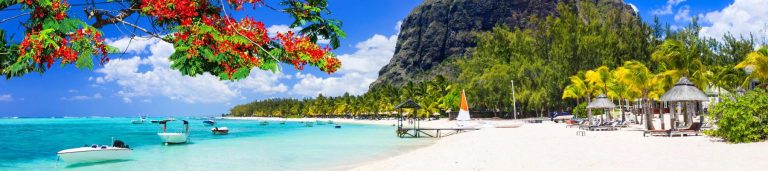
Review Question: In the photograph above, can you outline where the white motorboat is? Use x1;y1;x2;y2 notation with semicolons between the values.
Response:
157;120;189;144
131;115;147;124
57;140;131;163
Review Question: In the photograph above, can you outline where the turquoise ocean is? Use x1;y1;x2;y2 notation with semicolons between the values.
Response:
0;117;431;171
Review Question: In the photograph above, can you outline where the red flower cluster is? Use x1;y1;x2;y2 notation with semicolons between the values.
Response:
17;0;108;69
18;28;109;68
227;0;264;10
141;0;206;26
275;31;338;73
140;0;340;78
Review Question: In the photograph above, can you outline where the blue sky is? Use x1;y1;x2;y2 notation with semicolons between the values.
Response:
0;0;764;117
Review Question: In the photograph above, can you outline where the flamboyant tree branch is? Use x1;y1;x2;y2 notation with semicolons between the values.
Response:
88;3;141;29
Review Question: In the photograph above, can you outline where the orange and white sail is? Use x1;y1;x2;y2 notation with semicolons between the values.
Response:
457;89;471;121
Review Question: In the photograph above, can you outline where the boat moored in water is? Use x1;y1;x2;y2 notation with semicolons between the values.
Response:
57;140;131;163
131;115;147;124
212;127;229;135
156;120;189;145
203;120;215;126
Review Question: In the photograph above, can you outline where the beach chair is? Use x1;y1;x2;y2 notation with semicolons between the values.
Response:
643;129;670;137
670;123;703;137
566;120;586;128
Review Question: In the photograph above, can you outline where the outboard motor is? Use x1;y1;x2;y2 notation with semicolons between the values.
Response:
113;140;127;148
183;120;189;134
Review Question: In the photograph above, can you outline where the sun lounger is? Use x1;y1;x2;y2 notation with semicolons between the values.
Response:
566;120;587;128
669;123;703;137
643;129;670;137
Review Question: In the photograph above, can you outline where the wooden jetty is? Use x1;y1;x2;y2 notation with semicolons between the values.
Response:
397;127;479;138
393;99;479;138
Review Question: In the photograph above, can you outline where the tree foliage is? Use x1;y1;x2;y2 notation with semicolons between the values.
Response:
0;0;345;80
706;90;768;143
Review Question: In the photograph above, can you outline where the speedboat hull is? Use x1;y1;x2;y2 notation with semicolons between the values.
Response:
57;147;131;163
157;133;188;144
203;120;215;126
212;127;229;135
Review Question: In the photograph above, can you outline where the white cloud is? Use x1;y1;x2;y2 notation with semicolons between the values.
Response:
67;89;78;93
268;24;330;45
674;5;691;22
291;23;399;97
267;25;301;37
0;94;12;102
628;3;639;13
61;93;102;101
105;37;163;54
700;0;768;40
98;37;289;104
652;0;686;15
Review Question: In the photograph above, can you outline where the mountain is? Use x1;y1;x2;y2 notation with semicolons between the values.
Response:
371;0;636;88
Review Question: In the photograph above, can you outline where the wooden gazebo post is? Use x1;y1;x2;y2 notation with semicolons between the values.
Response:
395;99;421;137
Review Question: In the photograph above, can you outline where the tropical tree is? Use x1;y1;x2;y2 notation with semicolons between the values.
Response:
736;46;768;89
614;61;662;130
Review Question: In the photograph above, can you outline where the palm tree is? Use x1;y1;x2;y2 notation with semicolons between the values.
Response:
609;67;632;121
563;71;595;123
652;39;709;89
585;66;612;121
615;61;659;130
736;46;768;89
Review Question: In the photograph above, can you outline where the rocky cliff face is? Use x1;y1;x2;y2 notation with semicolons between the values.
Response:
371;0;634;87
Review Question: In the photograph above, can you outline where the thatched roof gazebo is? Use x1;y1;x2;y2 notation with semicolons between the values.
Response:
587;94;617;109
586;94;616;125
395;99;421;110
660;77;708;129
395;99;422;133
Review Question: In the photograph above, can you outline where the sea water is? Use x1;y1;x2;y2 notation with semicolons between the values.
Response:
0;118;431;171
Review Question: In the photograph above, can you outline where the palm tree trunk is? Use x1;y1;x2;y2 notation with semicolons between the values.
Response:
643;95;654;130
619;99;626;122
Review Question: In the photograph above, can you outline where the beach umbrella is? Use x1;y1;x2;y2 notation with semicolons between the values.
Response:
660;77;708;129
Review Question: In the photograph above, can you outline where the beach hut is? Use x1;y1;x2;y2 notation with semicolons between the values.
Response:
660;77;708;129
586;94;616;125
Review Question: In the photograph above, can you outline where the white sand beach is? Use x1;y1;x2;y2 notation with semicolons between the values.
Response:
352;121;768;171
224;117;768;170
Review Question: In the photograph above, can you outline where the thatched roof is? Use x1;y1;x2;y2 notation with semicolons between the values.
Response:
660;77;708;102
587;94;616;109
394;99;421;109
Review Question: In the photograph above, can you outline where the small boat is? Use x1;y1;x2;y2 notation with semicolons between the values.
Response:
334;124;341;128
157;120;189;145
203;120;215;126
131;115;147;124
304;122;314;127
259;121;269;126
211;127;229;135
279;121;286;125
57;140;131;163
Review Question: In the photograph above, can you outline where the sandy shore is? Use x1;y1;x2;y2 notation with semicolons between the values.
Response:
223;117;768;170
352;122;768;171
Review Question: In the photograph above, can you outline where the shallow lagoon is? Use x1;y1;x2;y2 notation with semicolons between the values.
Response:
0;118;430;171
